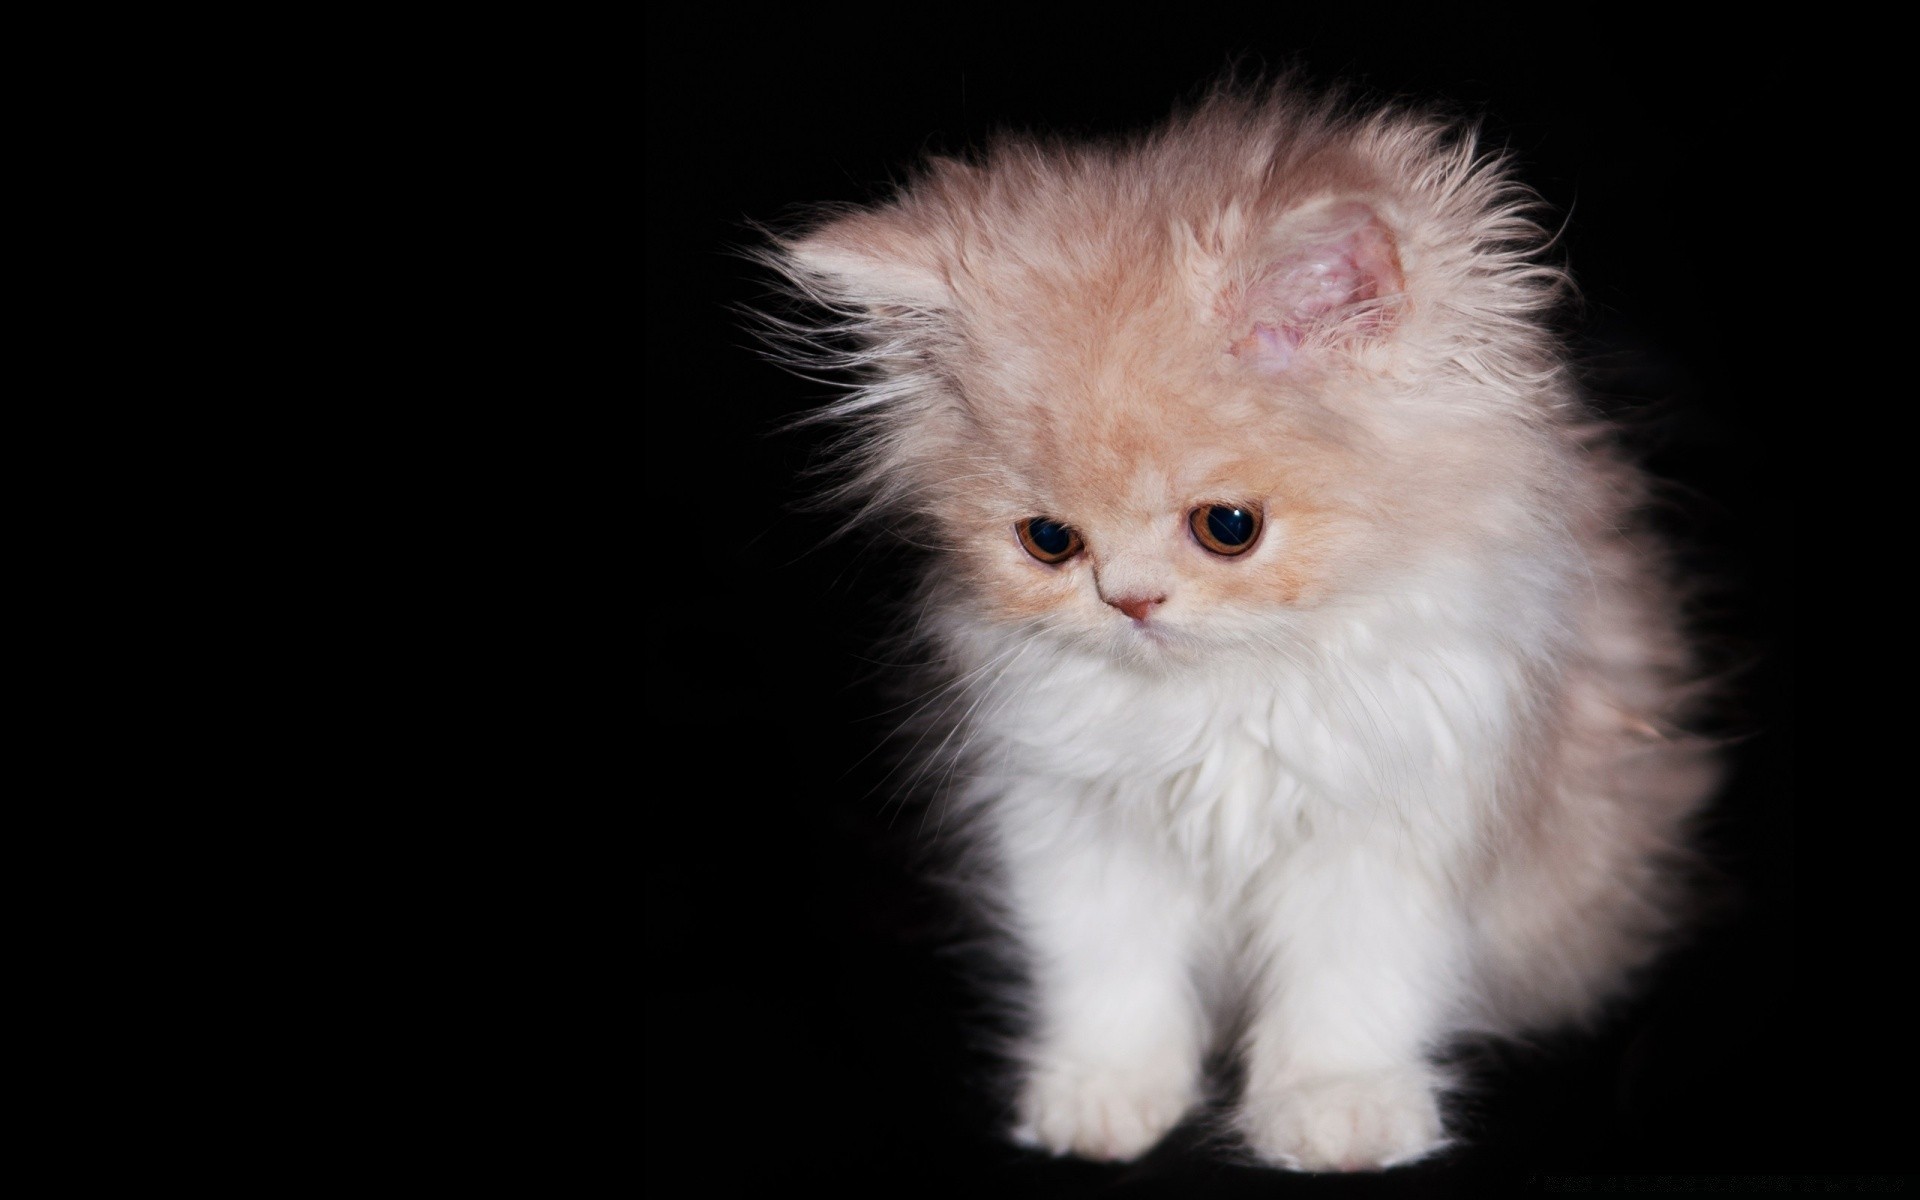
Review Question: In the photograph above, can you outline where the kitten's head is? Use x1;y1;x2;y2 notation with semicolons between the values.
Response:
767;88;1571;666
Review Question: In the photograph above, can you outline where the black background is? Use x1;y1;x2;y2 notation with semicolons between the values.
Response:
645;15;1880;1196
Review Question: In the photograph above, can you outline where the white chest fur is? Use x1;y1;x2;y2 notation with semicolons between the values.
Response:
952;599;1532;877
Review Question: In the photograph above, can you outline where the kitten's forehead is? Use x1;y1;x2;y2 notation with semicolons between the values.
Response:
936;210;1310;515
990;376;1282;516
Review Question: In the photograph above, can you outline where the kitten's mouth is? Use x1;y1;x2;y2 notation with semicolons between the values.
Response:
1121;617;1180;650
1102;619;1203;672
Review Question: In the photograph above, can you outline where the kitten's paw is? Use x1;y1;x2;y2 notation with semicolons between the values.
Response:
1239;1067;1445;1172
1011;1059;1198;1162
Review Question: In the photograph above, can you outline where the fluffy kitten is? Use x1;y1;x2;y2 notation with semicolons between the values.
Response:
767;86;1717;1172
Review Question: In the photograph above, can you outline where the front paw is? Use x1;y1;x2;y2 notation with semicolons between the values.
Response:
1239;1067;1445;1172
1012;1058;1199;1162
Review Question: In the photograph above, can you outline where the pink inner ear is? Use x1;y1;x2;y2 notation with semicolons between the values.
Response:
1232;204;1404;371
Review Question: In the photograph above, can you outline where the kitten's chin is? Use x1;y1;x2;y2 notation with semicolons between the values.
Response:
1083;615;1300;675
1095;619;1205;670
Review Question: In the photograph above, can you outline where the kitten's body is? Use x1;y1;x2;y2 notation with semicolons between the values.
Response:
770;87;1716;1171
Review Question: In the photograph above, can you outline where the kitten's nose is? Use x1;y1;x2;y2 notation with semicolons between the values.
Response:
1106;594;1166;622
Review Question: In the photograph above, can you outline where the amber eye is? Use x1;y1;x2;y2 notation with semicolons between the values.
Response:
1016;517;1083;564
1190;503;1262;556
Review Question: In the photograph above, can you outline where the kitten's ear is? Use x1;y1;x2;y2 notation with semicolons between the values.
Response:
783;208;951;312
1229;201;1405;372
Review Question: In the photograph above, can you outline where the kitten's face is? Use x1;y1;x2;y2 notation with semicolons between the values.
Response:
784;149;1552;663
926;281;1384;665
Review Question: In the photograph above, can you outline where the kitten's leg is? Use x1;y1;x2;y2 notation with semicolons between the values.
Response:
1002;802;1208;1162
1237;848;1460;1171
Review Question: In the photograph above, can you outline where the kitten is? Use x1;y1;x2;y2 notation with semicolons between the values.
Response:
765;85;1717;1172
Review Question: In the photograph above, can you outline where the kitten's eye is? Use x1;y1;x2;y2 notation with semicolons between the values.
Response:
1190;503;1262;556
1016;517;1083;564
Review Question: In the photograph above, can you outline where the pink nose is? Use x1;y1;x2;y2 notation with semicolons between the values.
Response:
1106;594;1166;621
